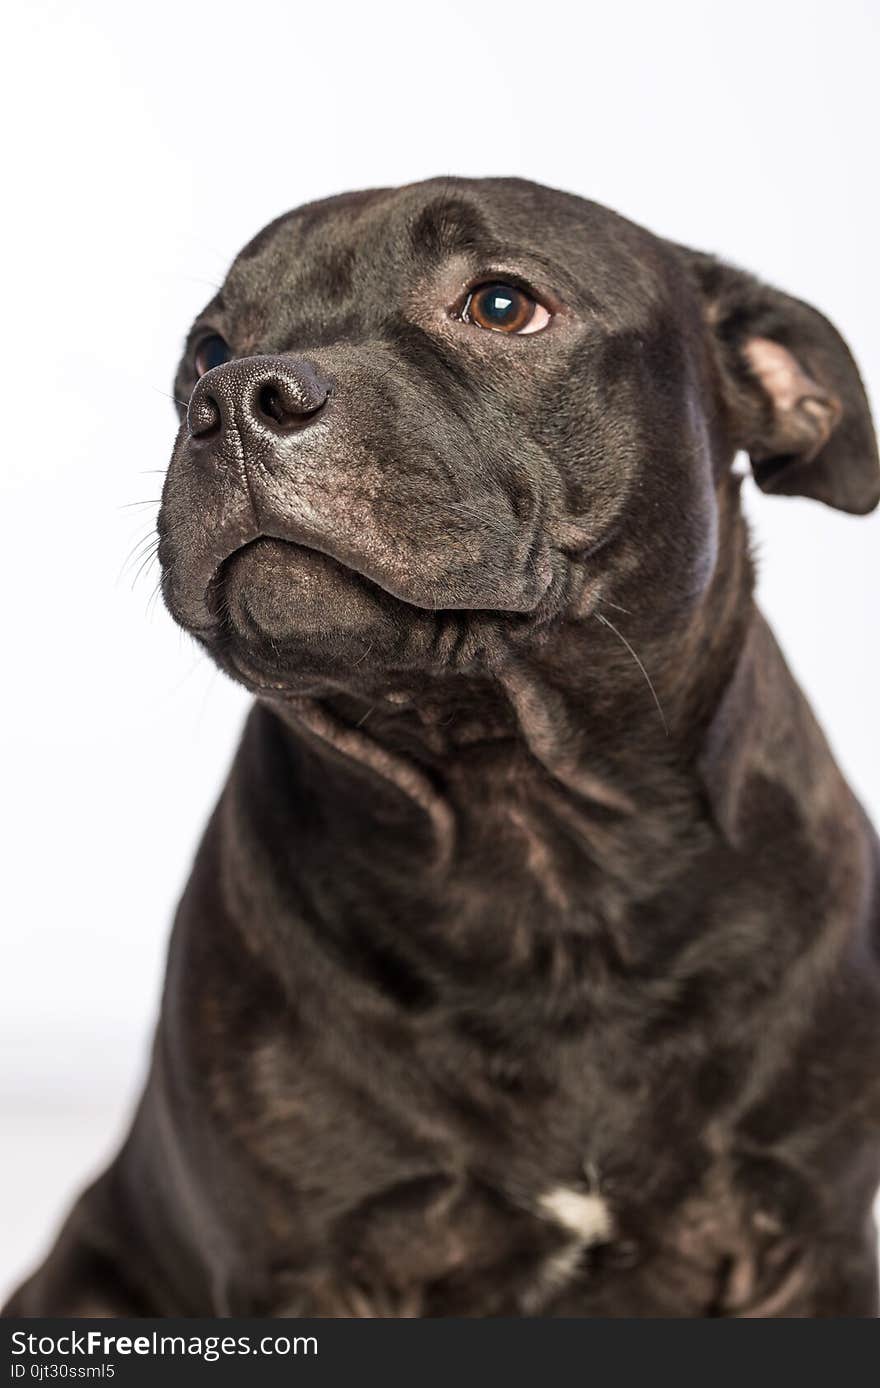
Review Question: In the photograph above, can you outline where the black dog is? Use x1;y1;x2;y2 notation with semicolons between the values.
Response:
6;178;880;1318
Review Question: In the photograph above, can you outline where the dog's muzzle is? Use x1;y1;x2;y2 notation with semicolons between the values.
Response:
158;351;553;645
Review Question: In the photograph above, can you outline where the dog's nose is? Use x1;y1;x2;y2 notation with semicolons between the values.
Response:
187;356;330;440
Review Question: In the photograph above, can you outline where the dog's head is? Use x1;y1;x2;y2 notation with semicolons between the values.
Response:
158;177;878;699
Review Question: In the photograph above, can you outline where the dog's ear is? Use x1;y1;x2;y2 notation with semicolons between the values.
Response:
683;250;879;514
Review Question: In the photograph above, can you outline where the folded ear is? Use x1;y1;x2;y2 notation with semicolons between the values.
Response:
683;250;879;514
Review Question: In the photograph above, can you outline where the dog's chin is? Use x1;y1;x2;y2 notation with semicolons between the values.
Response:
192;535;550;697
211;536;406;691
222;537;393;637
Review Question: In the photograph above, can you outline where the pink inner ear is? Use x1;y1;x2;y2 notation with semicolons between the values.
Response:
742;337;842;459
743;337;819;411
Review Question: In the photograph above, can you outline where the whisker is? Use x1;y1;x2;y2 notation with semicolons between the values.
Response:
594;611;668;736
146;573;166;618
595;596;631;616
179;274;222;292
131;543;160;591
151;386;190;410
119;530;159;582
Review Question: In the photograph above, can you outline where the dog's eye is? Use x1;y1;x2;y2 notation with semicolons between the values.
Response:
461;283;550;335
194;334;232;376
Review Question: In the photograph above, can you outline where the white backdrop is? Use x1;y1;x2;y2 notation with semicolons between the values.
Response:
2;0;878;1301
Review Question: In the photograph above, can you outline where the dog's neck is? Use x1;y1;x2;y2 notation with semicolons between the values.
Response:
260;483;754;866
218;487;783;1006
271;627;690;850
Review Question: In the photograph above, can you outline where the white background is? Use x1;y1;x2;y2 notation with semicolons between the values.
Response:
2;0;878;1303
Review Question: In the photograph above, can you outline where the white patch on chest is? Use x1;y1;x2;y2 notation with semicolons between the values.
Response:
521;1185;615;1313
538;1186;614;1244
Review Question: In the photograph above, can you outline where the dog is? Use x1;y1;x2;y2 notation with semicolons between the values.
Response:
5;177;880;1318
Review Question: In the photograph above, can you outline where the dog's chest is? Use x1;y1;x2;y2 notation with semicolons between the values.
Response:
200;912;802;1316
261;1158;794;1318
260;1169;621;1317
206;1015;809;1316
266;1140;816;1318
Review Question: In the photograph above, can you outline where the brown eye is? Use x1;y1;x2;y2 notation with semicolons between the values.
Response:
194;333;232;376
462;283;550;335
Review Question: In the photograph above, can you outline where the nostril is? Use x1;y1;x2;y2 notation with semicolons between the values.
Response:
255;379;327;431
188;389;222;440
258;385;287;426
